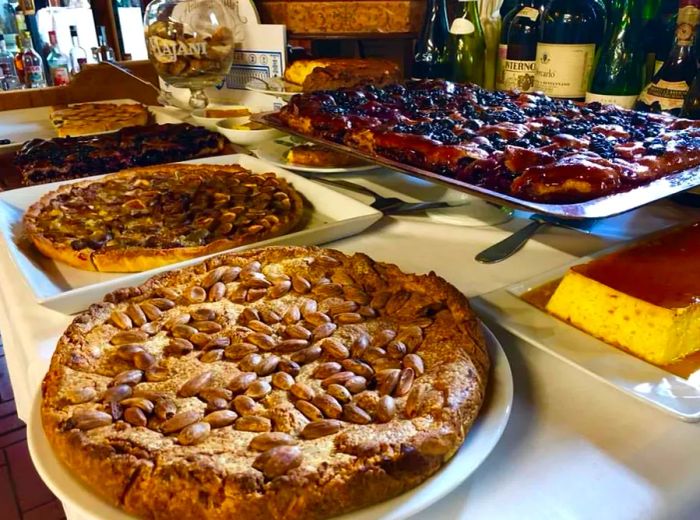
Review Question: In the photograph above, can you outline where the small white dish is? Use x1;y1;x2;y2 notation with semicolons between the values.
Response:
191;105;257;130
26;323;512;520
216;119;284;147
253;136;380;174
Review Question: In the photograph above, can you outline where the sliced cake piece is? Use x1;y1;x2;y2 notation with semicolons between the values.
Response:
546;222;700;365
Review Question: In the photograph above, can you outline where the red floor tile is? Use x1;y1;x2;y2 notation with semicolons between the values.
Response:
0;414;24;436
0;355;13;402
0;465;21;520
0;399;17;417
0;427;26;449
6;440;56;512
22;499;66;520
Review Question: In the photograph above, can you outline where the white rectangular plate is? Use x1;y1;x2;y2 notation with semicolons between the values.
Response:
0;154;382;314
471;247;700;422
0;99;146;152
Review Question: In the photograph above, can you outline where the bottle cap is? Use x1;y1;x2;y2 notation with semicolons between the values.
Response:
450;18;475;35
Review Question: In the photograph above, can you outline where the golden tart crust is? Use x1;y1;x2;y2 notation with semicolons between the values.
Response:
23;164;305;272
41;246;489;519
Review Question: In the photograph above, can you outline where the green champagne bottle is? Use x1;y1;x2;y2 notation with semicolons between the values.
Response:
500;1;546;92
585;0;646;108
636;0;700;114
412;0;451;79
534;0;605;100
450;0;486;85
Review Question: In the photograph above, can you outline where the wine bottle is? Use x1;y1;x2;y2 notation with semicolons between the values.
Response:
47;30;69;86
413;0;450;79
501;1;545;92
635;0;700;115
681;69;700;117
652;0;681;74
450;0;486;85
585;0;646;108
495;0;529;90
534;0;604;100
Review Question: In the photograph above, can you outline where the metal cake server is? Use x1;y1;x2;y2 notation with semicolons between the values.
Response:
475;214;601;264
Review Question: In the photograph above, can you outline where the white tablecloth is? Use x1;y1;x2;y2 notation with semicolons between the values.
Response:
2;169;699;520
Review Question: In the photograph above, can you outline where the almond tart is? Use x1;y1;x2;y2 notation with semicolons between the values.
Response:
41;246;489;520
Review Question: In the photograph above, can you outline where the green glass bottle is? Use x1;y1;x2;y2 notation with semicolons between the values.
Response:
412;0;451;79
534;0;605;100
450;0;486;85
500;1;546;92
636;0;700;114
585;0;646;108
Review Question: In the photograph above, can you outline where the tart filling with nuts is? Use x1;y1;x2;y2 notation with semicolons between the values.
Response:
23;164;305;272
41;246;489;520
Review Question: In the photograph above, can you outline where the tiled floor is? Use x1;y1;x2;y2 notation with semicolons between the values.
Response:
0;340;66;520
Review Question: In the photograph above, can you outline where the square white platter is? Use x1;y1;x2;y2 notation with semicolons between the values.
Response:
471;245;700;422
0;99;147;153
0;154;382;315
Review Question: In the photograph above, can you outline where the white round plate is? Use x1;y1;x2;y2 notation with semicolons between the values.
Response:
27;324;512;520
253;138;381;174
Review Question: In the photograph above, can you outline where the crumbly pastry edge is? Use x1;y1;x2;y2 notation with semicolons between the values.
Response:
41;246;490;520
23;164;306;272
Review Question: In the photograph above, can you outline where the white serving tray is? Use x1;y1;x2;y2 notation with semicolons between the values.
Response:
0;154;382;314
471;246;700;422
27;324;512;520
0;99;146;152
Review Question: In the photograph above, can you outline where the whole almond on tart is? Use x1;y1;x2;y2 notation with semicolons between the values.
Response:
41;246;489;520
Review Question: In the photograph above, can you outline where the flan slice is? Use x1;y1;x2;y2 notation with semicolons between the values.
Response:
546;222;700;365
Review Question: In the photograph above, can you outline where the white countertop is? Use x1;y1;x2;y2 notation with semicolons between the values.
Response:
1;168;699;520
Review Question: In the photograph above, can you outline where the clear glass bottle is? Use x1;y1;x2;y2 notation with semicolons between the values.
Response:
585;0;646;108
450;0;486;85
46;30;70;86
68;25;88;75
636;0;700;114
412;0;451;78
21;30;46;88
96;25;115;62
0;34;21;90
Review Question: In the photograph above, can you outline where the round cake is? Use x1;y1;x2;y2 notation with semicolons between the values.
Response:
23;164;304;272
41;246;490;519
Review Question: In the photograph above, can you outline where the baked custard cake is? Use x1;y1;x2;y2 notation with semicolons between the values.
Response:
41;246;489;520
50;102;150;137
547;222;700;365
23;164;304;272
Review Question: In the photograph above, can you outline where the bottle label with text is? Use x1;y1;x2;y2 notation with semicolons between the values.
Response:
51;66;69;86
534;43;595;98
515;6;540;22
495;43;508;90
637;79;690;111
502;59;536;92
25;65;42;84
584;92;638;109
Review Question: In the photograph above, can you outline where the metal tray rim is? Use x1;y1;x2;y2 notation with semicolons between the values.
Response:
254;111;700;220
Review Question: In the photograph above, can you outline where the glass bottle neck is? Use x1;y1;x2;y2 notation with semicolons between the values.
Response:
71;35;80;47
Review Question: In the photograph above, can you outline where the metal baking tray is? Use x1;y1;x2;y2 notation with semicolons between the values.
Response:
255;112;700;220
